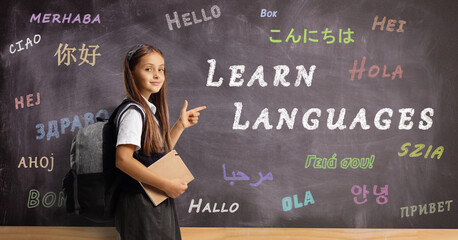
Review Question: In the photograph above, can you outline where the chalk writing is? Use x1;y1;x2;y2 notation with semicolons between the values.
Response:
188;198;239;213
340;155;375;169
269;28;354;44
18;154;54;172
222;164;273;187
305;154;338;169
305;154;374;169
398;142;444;159
372;16;406;32
282;191;315;212
206;59;316;88
349;56;403;81
15;92;40;110
351;185;388;205
27;189;66;208
35;109;109;141
54;43;101;66
30;13;101;24
233;104;434;131
400;200;453;218
165;5;221;31
9;34;41;54
260;9;277;18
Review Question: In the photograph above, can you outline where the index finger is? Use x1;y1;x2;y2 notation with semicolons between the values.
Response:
189;106;207;113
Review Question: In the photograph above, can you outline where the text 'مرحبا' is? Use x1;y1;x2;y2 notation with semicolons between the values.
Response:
222;164;273;187
305;154;375;169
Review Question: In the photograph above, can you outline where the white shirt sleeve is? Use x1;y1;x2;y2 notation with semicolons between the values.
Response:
116;108;143;151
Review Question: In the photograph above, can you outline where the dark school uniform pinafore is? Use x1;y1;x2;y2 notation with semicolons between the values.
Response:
114;100;181;240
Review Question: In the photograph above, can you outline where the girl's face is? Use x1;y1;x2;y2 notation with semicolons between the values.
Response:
132;52;165;99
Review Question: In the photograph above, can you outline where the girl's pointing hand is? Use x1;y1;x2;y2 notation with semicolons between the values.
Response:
179;100;206;129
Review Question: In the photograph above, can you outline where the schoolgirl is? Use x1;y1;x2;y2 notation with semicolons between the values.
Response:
114;44;206;239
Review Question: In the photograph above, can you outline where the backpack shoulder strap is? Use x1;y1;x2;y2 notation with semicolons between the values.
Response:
109;99;149;151
108;99;146;130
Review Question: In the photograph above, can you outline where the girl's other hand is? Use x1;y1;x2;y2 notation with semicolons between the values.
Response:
165;178;188;198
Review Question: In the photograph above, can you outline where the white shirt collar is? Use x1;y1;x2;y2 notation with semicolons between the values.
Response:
142;95;157;114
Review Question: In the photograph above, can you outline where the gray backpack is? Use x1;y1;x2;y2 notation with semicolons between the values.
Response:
62;99;145;223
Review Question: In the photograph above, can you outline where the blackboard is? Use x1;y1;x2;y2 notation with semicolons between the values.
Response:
1;0;457;228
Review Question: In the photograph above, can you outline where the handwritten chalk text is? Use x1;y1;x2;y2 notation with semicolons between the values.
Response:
15;92;40;110
30;13;101;24
349;56;403;81
260;9;278;18
54;43;101;66
351;185;388;205
400;200;453;218
18;154;54;172
233;104;434;131
398;142;444;159
206;59;316;88
222;163;273;187
27;189;65;209
166;5;221;31
35;109;109;141
188;198;239;213
270;28;354;44
9;34;41;54
305;154;375;169
282;191;315;212
372;16;406;32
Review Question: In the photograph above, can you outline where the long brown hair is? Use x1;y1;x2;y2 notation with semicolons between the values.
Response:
122;44;171;155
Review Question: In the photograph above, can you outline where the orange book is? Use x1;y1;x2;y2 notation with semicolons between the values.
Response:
138;150;194;206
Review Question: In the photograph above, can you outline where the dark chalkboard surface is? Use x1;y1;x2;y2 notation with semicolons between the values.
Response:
1;0;457;228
